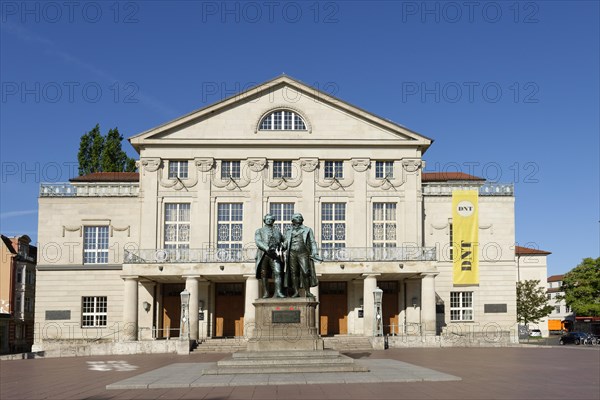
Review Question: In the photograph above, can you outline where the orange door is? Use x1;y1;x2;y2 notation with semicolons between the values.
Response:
381;281;399;335
215;283;245;337
162;283;185;338
319;282;348;336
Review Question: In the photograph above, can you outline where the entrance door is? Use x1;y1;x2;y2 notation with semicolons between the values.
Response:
319;282;348;336
380;281;399;335
161;283;185;338
214;283;244;337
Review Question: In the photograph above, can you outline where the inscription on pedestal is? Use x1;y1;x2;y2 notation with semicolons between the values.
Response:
272;310;301;324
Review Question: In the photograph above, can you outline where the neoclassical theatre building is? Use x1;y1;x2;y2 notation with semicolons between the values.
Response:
35;76;520;351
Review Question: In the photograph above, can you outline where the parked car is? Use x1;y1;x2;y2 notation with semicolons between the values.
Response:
559;332;589;345
529;329;542;337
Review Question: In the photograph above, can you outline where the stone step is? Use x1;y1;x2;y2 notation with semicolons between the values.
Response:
191;339;248;353
322;336;373;351
204;363;368;374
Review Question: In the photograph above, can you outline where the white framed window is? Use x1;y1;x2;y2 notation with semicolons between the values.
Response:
450;292;473;321
324;161;343;179
217;203;243;261
270;203;294;234
272;161;292;179
24;297;33;313
555;306;561;313
373;203;397;247
16;266;23;284
164;204;190;252
84;226;109;264
168;160;188;179
221;161;241;179
14;294;22;313
82;296;107;327
375;161;394;179
26;269;35;285
259;110;307;130
321;203;346;249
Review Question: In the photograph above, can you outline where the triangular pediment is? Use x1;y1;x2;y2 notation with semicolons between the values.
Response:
129;75;433;151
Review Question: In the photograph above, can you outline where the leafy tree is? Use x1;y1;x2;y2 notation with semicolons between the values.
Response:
77;124;136;175
559;257;600;316
517;280;554;326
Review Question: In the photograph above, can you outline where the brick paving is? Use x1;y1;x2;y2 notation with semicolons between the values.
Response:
1;347;598;399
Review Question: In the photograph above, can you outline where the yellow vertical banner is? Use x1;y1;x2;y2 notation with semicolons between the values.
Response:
452;190;479;285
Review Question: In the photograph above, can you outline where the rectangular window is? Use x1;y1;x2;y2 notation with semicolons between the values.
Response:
321;203;346;249
270;203;294;234
372;203;397;247
16;267;23;284
221;161;241;179
164;204;191;254
24;297;32;313
15;294;22;313
84;226;109;264
324;161;343;179
375;161;394;179
217;203;243;261
168;160;188;179
82;296;107;327
565;306;570;313
555;306;561;313
273;161;292;179
450;292;473;321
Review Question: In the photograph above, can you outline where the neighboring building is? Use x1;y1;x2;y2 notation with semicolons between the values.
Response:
547;274;575;333
34;75;520;352
0;235;37;354
515;246;552;337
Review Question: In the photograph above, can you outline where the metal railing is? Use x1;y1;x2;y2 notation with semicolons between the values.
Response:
423;182;514;196
40;182;139;197
124;245;436;264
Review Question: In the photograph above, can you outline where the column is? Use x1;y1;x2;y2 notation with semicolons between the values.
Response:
198;281;210;339
421;273;437;335
244;274;259;338
185;275;201;341
362;273;380;336
310;278;320;332
123;276;139;341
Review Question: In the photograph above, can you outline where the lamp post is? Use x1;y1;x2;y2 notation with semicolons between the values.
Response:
373;287;383;337
180;289;190;340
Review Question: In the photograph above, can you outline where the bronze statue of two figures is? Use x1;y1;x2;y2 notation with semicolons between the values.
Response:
255;213;321;299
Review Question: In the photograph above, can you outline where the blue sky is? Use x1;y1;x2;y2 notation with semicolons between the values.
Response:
0;1;598;276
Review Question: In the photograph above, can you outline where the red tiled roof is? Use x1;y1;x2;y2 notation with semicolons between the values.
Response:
548;274;565;282
515;246;551;255
70;172;139;182
422;172;485;182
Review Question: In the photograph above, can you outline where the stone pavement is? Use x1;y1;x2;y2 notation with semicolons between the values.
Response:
1;347;599;399
106;359;459;389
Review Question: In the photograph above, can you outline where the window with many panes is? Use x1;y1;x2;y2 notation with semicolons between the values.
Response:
217;203;243;260
259;110;307;130
84;226;109;264
450;292;473;321
321;203;346;248
168;160;188;179
221;161;241;179
164;204;190;252
270;203;294;234
82;296;107;327
324;161;343;179
375;161;394;179
272;161;292;179
373;203;397;247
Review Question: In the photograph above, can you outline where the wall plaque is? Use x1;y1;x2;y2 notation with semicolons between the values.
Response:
45;310;71;320
272;310;301;324
484;304;507;313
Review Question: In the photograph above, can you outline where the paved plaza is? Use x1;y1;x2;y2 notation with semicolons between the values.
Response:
1;347;599;399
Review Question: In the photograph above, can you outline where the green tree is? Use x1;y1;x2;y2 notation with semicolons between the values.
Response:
517;280;554;326
559;257;600;316
77;124;136;175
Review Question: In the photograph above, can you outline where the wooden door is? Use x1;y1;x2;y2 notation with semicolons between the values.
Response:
161;283;185;338
319;282;348;336
215;283;244;337
380;281;399;335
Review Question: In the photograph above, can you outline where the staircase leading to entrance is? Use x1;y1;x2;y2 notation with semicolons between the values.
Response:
323;336;373;352
192;338;248;353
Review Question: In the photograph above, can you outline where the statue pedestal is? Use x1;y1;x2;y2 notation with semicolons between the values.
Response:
247;298;324;352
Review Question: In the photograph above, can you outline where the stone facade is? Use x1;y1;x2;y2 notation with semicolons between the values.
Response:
34;76;521;351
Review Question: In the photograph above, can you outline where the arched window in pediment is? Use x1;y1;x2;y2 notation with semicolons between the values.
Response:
259;110;307;131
